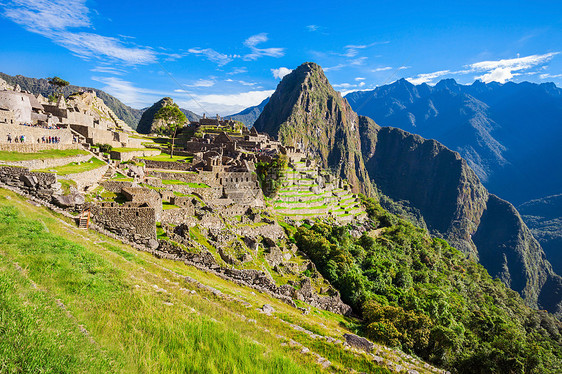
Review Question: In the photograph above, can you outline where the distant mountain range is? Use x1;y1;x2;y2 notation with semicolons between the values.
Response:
226;97;269;127
345;78;562;206
254;62;562;316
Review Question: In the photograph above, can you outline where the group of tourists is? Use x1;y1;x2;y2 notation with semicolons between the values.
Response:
40;135;62;144
20;122;62;130
6;133;62;144
6;134;26;143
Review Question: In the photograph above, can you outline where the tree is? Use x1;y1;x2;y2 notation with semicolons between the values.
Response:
154;105;187;158
47;76;70;99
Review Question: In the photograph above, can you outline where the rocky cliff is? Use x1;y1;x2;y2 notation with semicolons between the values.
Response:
256;62;562;315
253;62;374;196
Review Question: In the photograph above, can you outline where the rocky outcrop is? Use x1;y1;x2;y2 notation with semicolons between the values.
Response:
254;62;374;196
137;97;199;134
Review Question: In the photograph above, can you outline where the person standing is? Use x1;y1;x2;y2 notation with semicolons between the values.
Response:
7;133;11;143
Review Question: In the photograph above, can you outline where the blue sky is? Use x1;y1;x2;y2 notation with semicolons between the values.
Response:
1;0;562;115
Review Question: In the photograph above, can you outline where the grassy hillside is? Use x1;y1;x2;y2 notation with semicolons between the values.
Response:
291;197;562;372
0;188;444;373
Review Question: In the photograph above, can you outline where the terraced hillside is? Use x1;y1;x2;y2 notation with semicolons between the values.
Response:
0;188;445;374
269;159;367;224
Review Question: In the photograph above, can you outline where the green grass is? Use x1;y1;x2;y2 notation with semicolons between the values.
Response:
0;149;89;162
161;179;188;185
0;189;404;374
161;180;210;188
162;202;180;210
60;179;77;194
0;192;325;373
140;154;193;162
110;147;149;153
34;157;106;176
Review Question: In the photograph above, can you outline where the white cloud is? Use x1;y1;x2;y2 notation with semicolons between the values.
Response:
3;0;90;31
243;33;284;60
271;67;292;79
178;90;274;116
469;52;560;83
237;80;257;86
476;68;514;84
398;66;410;70
90;66;126;75
403;52;560;86
306;25;319;32
2;0;157;65
91;76;169;108
372;67;392;72
187;48;233;66
227;67;248;75
184;79;215;88
323;64;346;72
407;70;451;85
540;73;562;79
355;77;365;81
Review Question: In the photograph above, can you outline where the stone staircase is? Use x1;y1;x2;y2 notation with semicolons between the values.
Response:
78;209;90;229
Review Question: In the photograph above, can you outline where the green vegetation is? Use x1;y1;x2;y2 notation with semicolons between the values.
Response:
47;76;69;100
0;149;88;161
94;143;113;153
292;197;562;373
161;179;209;188
162;202;180;210
161;179;188;185
110;147;148;153
256;154;288;195
140;154;193;162
154;104;187;158
59;179;77;195
0;189;392;373
34;157;106;175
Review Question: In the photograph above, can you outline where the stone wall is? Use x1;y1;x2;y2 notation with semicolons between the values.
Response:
100;180;134;192
58;163;109;191
0;143;80;152
87;203;157;247
160;207;195;225
0;91;32;124
0;153;92;171
148;170;200;183
0;123;73;145
0;165;59;200
142;159;193;171
71;124;118;147
110;149;160;162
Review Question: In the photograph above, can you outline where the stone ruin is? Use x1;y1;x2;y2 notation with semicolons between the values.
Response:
0;77;139;148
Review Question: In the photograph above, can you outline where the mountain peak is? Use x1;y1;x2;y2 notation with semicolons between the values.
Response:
253;62;374;196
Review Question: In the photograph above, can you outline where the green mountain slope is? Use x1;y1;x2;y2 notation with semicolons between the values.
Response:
292;197;562;372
